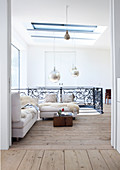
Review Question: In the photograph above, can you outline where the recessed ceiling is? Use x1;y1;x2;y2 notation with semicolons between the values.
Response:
11;0;110;49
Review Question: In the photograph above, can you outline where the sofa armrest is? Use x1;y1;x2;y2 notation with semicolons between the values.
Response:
11;92;21;122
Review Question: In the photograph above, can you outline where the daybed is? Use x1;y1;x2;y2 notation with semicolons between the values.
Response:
11;92;38;138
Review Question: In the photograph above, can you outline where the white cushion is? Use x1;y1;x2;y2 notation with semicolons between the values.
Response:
40;112;57;118
21;107;37;118
12;113;32;129
44;93;57;103
62;94;74;103
11;92;21;122
40;106;69;112
20;95;38;108
12;114;37;138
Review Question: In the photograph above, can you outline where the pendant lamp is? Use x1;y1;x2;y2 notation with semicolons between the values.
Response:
49;38;60;83
71;66;79;77
64;5;70;40
71;39;79;77
49;66;60;83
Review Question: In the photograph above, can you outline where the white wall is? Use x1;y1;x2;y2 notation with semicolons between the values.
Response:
12;30;28;88
27;46;45;87
27;46;112;102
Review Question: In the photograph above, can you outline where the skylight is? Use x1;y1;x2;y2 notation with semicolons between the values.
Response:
27;23;107;45
31;23;97;32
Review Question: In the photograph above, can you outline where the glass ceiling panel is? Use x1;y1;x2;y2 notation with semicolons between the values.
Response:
31;23;98;32
33;25;97;32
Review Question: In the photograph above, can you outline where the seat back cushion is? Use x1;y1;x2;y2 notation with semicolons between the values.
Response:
62;94;74;103
11;92;21;122
20;95;38;108
44;93;57;103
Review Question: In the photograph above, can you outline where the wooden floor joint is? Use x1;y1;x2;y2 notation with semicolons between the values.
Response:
16;150;27;170
86;150;94;170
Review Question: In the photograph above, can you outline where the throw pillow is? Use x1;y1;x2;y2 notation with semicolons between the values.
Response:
44;93;57;103
62;94;74;103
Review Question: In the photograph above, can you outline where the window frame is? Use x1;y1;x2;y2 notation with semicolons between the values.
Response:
11;44;20;89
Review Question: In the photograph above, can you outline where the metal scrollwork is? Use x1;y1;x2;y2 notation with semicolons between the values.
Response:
94;88;103;113
12;86;103;113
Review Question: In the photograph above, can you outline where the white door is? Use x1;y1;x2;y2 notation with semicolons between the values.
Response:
117;78;120;152
117;102;120;152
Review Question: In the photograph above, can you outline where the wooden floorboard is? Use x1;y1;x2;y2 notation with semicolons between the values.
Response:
1;150;26;170
1;104;120;170
40;150;64;170
87;150;109;170
65;150;92;170
11;104;111;150
100;150;120;170
1;149;120;170
18;150;44;170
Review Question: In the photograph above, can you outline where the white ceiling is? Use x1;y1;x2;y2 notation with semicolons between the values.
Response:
11;0;110;49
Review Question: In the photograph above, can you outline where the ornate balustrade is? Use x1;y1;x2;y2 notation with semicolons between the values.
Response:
12;86;103;113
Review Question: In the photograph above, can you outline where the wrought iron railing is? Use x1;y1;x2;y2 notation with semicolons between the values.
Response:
12;86;103;113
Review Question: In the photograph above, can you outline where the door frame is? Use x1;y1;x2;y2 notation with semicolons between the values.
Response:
1;0;119;151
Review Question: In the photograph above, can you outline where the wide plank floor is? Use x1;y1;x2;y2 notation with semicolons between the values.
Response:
1;104;120;170
1;149;120;170
11;104;112;150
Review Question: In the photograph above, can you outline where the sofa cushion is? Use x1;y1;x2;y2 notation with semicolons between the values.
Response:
12;114;37;138
39;103;79;114
40;106;69;112
21;107;37;118
40;112;57;118
12;113;32;129
11;92;21;122
44;93;57;103
62;94;74;103
20;95;38;108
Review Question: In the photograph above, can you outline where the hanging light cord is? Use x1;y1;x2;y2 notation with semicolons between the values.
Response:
53;36;55;69
75;42;76;67
73;38;76;67
66;5;69;26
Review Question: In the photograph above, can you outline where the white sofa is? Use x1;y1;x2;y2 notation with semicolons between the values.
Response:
11;92;38;138
39;103;79;118
39;94;79;118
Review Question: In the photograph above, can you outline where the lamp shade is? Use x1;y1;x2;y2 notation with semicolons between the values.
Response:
71;66;79;77
49;67;60;83
64;30;70;40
